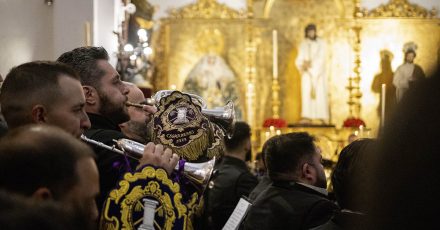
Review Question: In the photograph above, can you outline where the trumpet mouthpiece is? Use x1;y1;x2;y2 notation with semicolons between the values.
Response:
126;101;144;108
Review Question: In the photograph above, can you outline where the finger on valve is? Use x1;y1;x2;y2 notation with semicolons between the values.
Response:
169;153;179;171
142;105;157;114
136;142;156;170
154;144;164;156
161;148;177;175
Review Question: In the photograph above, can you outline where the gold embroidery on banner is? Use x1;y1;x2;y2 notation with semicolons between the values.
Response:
154;92;211;160
101;167;183;229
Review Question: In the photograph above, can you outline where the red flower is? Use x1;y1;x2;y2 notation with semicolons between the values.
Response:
343;118;366;128
263;118;287;128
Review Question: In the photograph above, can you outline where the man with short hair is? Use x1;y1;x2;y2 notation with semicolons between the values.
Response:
0;124;99;226
119;82;151;144
57;47;163;211
311;139;374;230
244;132;338;230
207;121;258;230
0;61;91;138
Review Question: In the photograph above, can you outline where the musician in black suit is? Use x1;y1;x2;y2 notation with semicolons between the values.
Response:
243;132;338;230
206;121;258;230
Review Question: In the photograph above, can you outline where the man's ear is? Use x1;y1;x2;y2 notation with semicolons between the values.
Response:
32;187;53;201
301;163;315;183
83;86;97;105
31;105;47;124
118;122;127;130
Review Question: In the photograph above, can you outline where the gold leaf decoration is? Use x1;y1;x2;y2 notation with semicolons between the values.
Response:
169;0;246;19
356;0;438;18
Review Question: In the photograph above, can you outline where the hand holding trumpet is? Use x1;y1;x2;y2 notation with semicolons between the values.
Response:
137;142;179;175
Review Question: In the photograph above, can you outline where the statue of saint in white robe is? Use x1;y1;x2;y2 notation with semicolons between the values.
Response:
296;38;329;122
393;62;425;102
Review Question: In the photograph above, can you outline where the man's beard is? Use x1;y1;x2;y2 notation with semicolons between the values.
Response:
315;171;327;189
98;90;129;124
126;120;150;143
307;35;317;41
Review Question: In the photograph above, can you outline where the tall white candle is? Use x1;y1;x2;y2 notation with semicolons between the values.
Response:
272;30;278;79
84;21;91;46
381;84;386;128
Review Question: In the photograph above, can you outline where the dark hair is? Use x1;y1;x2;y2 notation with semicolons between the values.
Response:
224;121;251;152
264;132;316;179
57;46;109;88
304;24;317;37
0;190;92;230
0;61;79;129
332;139;375;211
0;124;94;200
405;49;416;58
255;152;263;160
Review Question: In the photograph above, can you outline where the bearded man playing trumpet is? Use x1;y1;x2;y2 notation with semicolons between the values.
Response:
119;82;152;144
0;61;178;226
57;47;179;214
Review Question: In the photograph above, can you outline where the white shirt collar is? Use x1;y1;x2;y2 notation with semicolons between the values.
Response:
297;182;328;196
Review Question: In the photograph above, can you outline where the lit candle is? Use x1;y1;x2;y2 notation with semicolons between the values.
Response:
272;30;278;79
269;126;275;133
170;84;177;90
381;83;386;128
265;131;270;141
359;125;364;137
276;129;281;135
84;21;91;46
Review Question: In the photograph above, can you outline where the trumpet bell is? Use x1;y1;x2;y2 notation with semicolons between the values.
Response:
202;101;235;138
115;138;216;193
180;157;216;194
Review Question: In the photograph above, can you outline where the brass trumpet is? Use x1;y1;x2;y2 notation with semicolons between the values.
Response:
80;135;215;192
125;90;235;138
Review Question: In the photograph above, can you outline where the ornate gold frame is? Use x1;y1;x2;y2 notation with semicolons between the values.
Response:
352;0;440;131
152;0;439;155
152;0;272;145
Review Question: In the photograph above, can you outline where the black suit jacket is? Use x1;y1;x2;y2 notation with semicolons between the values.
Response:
310;210;367;230
207;156;258;230
84;113;138;213
248;175;272;202
243;181;338;230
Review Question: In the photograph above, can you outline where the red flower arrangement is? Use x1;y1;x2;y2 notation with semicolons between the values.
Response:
343;117;366;128
263;118;287;128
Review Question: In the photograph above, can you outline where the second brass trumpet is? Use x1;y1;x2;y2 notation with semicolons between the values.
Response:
126;98;156;108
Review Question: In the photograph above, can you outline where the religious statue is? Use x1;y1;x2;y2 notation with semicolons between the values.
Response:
295;24;329;124
371;50;396;120
393;42;425;102
183;53;242;119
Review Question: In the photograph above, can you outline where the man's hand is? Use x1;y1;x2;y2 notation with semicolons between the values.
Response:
142;105;157;124
136;142;179;175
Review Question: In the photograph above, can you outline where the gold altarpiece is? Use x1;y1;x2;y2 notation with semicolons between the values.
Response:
152;0;275;152
152;0;440;162
255;0;439;161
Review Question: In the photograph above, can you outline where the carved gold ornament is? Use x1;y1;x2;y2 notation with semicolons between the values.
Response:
169;0;246;19
356;0;437;18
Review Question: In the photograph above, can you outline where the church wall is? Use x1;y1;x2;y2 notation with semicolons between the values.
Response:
93;0;118;66
0;0;53;77
53;0;93;58
0;0;93;77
